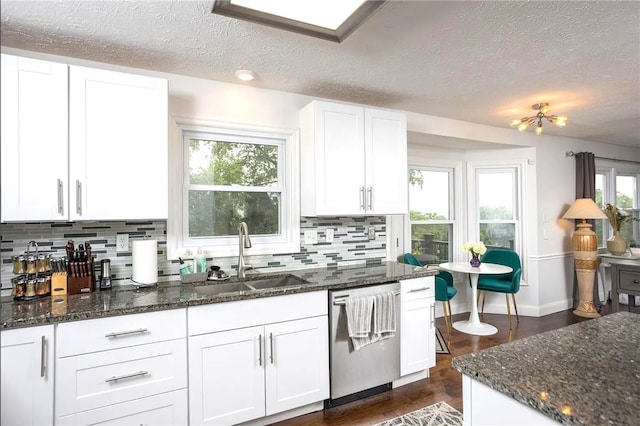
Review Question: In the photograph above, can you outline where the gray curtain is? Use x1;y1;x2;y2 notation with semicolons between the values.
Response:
572;152;602;310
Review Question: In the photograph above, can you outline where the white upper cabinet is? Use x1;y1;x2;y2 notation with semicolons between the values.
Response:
69;66;168;220
1;54;69;221
299;100;408;216
0;54;168;222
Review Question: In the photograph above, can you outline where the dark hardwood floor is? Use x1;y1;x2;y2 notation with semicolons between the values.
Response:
272;305;614;426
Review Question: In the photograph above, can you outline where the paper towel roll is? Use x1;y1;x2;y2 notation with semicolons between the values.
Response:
132;239;158;285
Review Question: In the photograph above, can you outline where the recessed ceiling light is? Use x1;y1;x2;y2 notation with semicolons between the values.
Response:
235;69;256;81
212;0;387;43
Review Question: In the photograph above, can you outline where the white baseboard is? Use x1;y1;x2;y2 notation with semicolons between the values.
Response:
240;401;324;425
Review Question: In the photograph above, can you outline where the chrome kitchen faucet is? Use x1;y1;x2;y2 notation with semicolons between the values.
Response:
237;222;252;279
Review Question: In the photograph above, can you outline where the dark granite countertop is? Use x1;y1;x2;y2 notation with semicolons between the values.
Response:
1;262;435;329
452;312;640;426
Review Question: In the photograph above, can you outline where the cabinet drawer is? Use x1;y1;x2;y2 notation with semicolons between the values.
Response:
400;276;435;302
619;271;640;293
56;339;187;416
57;388;187;425
57;308;186;357
189;290;327;335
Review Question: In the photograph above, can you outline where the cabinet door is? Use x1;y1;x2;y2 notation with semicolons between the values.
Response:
189;326;265;425
364;108;408;215
1;325;54;426
265;316;329;415
400;297;436;375
0;54;69;221
400;277;436;376
56;388;187;426
301;101;365;215
69;66;168;220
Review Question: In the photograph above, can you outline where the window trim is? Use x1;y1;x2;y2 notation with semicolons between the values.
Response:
407;165;456;264
468;161;526;280
596;160;640;246
167;116;300;260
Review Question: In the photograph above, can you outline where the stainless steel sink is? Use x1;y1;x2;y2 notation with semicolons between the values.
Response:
193;282;252;296
193;274;308;296
243;274;307;290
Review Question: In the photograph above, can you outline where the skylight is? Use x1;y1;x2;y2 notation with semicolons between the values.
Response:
212;0;387;42
230;0;366;30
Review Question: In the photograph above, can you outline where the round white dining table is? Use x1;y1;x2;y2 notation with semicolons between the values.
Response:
438;262;513;336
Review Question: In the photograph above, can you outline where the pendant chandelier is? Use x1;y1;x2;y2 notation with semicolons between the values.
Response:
510;103;568;135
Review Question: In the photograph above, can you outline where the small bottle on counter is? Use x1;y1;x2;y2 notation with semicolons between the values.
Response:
26;256;37;275
13;255;26;274
25;278;36;297
194;247;206;273
37;254;47;273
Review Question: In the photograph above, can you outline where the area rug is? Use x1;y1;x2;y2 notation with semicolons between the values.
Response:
373;401;462;426
435;327;450;355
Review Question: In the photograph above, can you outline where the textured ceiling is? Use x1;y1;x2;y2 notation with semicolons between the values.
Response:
1;0;639;147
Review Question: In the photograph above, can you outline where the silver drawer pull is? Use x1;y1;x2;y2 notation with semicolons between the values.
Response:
105;328;149;338
105;370;149;383
408;287;430;292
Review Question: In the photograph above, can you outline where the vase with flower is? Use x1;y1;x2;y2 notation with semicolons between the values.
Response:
463;241;487;267
604;204;630;256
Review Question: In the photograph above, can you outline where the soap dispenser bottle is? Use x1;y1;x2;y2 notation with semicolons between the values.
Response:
194;247;206;273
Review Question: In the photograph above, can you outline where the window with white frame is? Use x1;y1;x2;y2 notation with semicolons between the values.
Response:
167;121;299;259
596;162;640;248
408;167;454;265
476;167;520;252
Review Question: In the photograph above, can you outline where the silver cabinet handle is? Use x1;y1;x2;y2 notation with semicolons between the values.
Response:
105;370;149;383
258;334;263;366
408;287;431;293
40;336;47;378
75;180;82;215
105;328;148;338
359;187;365;211
367;186;373;210
57;179;64;215
430;303;435;327
269;333;274;364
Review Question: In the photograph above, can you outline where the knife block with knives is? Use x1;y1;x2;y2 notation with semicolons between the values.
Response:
66;240;95;294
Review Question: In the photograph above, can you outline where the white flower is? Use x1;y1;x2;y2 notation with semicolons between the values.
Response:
463;241;487;256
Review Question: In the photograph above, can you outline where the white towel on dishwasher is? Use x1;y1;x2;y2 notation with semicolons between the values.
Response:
345;295;375;351
373;292;396;341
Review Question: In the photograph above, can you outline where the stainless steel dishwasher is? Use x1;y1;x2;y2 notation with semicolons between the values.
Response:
328;282;401;404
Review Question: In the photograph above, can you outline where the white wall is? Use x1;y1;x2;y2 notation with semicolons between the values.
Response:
4;46;639;316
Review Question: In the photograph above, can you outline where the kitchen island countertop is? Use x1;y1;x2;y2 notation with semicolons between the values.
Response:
452;311;640;425
1;261;436;329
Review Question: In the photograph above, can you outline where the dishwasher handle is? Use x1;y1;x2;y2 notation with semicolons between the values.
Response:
332;291;400;305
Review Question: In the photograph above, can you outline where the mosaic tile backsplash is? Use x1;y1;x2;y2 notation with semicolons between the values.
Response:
1;217;387;289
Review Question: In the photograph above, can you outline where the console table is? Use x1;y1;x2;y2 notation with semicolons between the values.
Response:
611;262;640;312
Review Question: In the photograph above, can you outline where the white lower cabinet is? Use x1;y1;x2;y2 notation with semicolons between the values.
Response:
0;325;54;426
400;276;436;376
188;291;329;425
56;389;188;426
55;309;188;425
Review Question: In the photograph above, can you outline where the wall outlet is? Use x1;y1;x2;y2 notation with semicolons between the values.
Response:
116;234;129;252
304;230;318;245
368;226;376;240
326;228;334;243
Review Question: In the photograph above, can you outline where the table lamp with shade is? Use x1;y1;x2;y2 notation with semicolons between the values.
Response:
562;198;608;318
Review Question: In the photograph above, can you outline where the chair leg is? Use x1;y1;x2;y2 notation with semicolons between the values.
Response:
506;294;512;330
480;292;487;318
512;294;520;323
447;300;453;334
442;301;450;335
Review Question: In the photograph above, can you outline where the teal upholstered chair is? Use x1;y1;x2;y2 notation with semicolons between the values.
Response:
476;249;522;330
401;253;457;335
